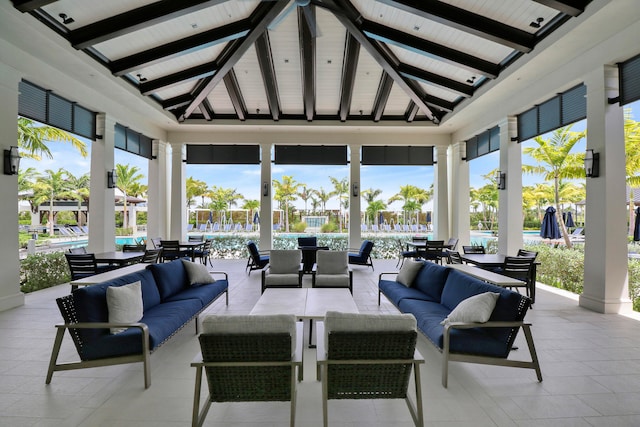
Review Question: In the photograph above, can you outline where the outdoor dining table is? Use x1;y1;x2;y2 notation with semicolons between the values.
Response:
94;251;144;266
178;241;204;262
461;253;539;303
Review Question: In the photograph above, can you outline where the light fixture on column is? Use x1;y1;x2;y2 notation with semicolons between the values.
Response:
107;169;118;188
352;182;359;197
584;149;599;178
495;170;506;190
4;146;21;175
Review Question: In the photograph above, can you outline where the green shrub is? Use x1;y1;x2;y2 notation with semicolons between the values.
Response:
528;243;585;294
320;222;337;233
629;259;640;312
291;222;307;233
20;252;70;293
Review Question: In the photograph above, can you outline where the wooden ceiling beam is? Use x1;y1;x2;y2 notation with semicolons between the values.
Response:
223;70;247;121
372;73;394;122
376;0;535;52
200;98;214;121
338;34;360;122
68;0;232;49
299;6;316;122
532;0;591;17
11;0;58;13
109;19;251;76
398;63;473;97
139;62;219;95
255;33;281;121
179;1;290;120
404;101;419;122
361;20;500;79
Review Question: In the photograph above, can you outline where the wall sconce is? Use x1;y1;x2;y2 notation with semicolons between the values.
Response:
263;181;269;197
4;146;21;175
495;170;506;190
107;169;117;189
584;149;599;178
352;182;359;197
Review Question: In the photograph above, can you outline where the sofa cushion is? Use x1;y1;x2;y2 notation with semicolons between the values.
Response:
106;281;143;334
181;259;215;284
412;261;450;301
398;299;449;321
440;292;499;325
379;279;439;306
148;259;189;300
441;270;503;311
396;259;423;286
316;251;348;274
269;250;301;274
163;279;228;306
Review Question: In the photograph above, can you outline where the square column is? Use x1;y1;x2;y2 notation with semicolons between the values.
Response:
497;117;523;255
147;140;169;241
259;143;273;249
169;143;186;241
0;62;24;311
433;146;449;240
580;65;631;314
449;142;470;248
88;113;116;253
349;143;361;249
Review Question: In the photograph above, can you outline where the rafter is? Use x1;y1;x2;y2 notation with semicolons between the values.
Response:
398;63;473;98
372;73;394;122
404;101;419;122
255;33;281;121
339;34;360;122
109;20;251;76
11;0;57;12
223;69;247;121
325;0;436;121
179;1;290;120
68;0;232;49
299;6;316;122
200;98;214;121
361;20;500;79
532;0;591;17
139;62;219;95
375;0;535;52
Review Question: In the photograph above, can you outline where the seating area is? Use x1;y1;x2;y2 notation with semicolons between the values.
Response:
3;258;640;425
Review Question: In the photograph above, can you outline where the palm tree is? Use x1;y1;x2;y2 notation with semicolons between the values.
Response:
18;167;38;215
366;199;387;226
65;171;90;226
115;164;145;229
32;168;73;235
523;125;586;247
242;199;260;229
313;187;331;214
273;176;304;232
186;177;208;209
329;177;349;231
298;186;312;215
388;184;429;224
18;117;88;160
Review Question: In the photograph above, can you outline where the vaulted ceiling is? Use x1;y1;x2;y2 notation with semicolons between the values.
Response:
12;0;592;126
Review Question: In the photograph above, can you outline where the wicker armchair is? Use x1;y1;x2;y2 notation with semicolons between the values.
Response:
317;312;425;427
191;315;302;427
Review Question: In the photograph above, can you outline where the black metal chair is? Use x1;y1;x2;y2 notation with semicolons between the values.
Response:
420;240;445;264
446;237;459;251
397;239;418;268
188;235;204;242
141;248;162;264
501;256;535;298
194;238;213;266
150;237;162;249
122;244;146;252
64;253;114;280
246;241;269;274
347;240;375;270
159;240;188;262
297;236;317;247
462;245;486;254
517;249;538;260
445;250;463;264
67;247;87;254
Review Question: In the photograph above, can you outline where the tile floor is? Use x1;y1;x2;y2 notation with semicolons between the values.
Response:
1;258;640;426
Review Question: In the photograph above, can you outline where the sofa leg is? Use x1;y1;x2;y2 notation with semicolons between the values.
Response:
522;324;543;382
45;328;65;384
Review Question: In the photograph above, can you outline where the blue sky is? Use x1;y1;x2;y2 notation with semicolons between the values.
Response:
20;100;639;211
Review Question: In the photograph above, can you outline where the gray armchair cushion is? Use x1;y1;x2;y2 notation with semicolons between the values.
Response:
269;250;301;274
316;251;348;275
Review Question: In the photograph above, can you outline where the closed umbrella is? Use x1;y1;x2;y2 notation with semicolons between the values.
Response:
253;211;260;225
565;211;575;228
540;206;561;239
634;207;640;242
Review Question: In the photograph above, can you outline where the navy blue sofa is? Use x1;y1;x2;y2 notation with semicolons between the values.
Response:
46;259;228;388
379;261;542;387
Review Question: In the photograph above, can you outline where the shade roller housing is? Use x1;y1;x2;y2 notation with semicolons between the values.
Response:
274;145;347;165
186;144;260;164
361;146;434;165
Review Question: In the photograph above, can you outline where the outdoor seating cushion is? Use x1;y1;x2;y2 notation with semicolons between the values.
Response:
106;281;143;334
181;259;215;284
396;259;423;286
264;274;300;286
268;250;301;274
162;279;229;306
441;292;500;325
148;259;190;300
314;275;349;287
412;260;451;301
316;251;348;274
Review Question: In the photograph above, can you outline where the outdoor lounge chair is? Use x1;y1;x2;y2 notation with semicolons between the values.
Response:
347;240;374;270
312;250;352;293
191;315;302;427
317;312;424;427
569;227;585;241
261;250;303;294
246;241;269;274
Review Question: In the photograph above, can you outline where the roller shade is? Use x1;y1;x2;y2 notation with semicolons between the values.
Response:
186;145;260;164
361;146;434;165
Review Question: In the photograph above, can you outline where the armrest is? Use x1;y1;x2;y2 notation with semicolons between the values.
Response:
378;272;398;281
55;321;149;333
444;320;530;331
207;271;228;280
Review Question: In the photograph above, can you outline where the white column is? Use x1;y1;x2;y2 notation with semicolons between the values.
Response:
580;65;631;314
497;117;523;255
169;143;186;241
88;114;116;253
0;62;24;311
449;142;470;248
349;143;361;248
147;140;169;240
433;146;449;240
259;143;273;249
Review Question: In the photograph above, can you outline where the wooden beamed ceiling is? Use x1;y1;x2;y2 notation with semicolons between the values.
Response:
13;0;592;125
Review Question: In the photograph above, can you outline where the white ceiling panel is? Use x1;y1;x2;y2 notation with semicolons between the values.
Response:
233;47;269;115
315;9;346;115
350;48;383;116
207;84;235;115
384;84;412;116
268;8;303;114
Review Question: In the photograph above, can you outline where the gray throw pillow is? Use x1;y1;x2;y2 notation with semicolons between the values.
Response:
440;292;500;325
106;281;143;334
182;259;215;285
396;259;423;287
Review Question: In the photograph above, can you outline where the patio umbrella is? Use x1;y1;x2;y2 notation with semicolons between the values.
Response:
208;210;213;224
253;211;260;225
564;211;575;228
634;207;640;242
378;212;384;225
540;206;561;239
